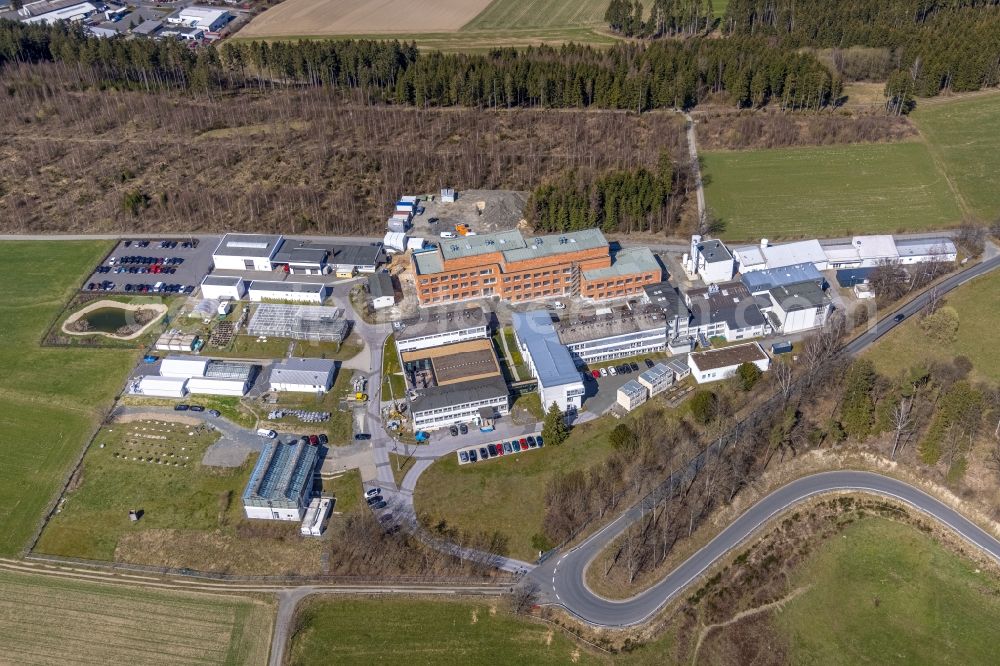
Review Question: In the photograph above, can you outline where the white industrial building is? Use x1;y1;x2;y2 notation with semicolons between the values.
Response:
688;343;770;384
685;235;736;284
395;307;489;353
248;281;328;304
759;281;832;334
200;275;246;301
167;5;230;31
243;440;319;521
160;356;209;378
617;380;648;412
637;362;674;398
137;375;188;398
368;273;396;310
212;233;285;271
734;239;830;273
410;377;510;431
554;308;668;365
269;358;336;393
150;355;257;396
19;0;98;24
680;282;771;342
735;235;957;273
894;237;957;264
512;310;584;413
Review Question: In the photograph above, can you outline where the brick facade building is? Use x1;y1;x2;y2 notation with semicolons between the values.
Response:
412;229;660;306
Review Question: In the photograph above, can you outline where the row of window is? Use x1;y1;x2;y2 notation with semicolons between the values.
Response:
413;396;508;418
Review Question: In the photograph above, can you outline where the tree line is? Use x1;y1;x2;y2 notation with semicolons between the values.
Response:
0;20;838;111
606;0;714;38
720;0;1000;110
526;151;681;234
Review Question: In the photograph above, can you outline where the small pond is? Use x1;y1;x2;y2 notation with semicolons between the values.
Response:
82;307;131;333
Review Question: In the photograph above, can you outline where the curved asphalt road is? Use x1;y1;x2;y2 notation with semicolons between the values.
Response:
532;470;1000;626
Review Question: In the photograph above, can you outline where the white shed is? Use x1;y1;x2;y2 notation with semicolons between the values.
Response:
269;358;336;393
201;275;246;301
137;375;188;398
186;376;248;396
160;356;209;378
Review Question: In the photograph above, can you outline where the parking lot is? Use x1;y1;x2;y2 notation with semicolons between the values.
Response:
455;432;542;464
82;236;218;295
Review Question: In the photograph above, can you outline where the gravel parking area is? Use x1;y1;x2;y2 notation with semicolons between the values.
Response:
82;236;219;296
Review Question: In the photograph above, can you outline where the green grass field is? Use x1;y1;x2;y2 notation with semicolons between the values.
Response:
776;518;1000;664
866;269;1000;383
381;334;406;401
287;597;600;665
35;419;250;561
463;0;610;31
0;567;273;665
415;416;617;560
702;142;963;241
913;92;1000;221
0;241;138;556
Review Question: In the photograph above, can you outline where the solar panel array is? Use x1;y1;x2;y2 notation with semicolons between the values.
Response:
247;303;350;343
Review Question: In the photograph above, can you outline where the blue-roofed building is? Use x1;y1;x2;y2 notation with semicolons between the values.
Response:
741;262;825;295
835;267;877;288
511;310;584;413
242;440;319;520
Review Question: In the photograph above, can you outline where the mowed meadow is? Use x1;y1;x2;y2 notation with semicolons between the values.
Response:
239;0;620;49
0;567;272;665
0;242;137;555
702;141;961;241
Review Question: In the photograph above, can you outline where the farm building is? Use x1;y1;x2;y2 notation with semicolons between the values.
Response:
242;440;319;521
687;343;770;384
554;307;668;365
617;380;648;412
368;273;396;310
269;358;337;393
248;281;328;304
512;310;584;414
637;362;674;398
212;233;285;271
395;307;488;353
247;304;350;343
200;275;246;301
685;235;735;284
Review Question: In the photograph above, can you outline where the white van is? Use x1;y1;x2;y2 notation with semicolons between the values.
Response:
256;428;277;439
440;231;456;239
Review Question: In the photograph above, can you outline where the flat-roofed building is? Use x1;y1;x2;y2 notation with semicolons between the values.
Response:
580;247;661;301
686;235;735;283
759;281;831;334
410;376;509;431
212;233;284;271
395;307;488;353
200;275;246;301
617;380;648;412
137;375;188;398
271;240;384;275
242;440;319;521
688;342;770;384
637;362;674;397
19;0;98;24
554;308;668;365
682;281;770;342
741;263;824;295
512;310;584;413
735;239;828;273
248;281;328;304
269;358;336;393
895;237;957;264
169;5;230;31
247;304;350;343
412;228;658;306
401;339;501;389
160;355;209;378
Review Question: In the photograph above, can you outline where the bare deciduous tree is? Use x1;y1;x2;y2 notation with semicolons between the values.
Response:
890;396;913;460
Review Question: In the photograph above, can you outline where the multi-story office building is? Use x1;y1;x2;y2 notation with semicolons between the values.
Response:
554;308;669;365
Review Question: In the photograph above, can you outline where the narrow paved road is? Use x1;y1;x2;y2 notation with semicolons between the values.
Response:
684;112;706;223
531;470;1000;626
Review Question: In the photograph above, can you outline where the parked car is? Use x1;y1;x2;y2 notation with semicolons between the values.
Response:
318;433;329;445
468;449;478;462
174;404;190;411
449;425;459;437
608;366;617;376
427;217;439;225
893;313;906;322
494;443;503;456
520;440;529;451
645;358;655;369
365;487;381;499
552;301;566;310
459;451;469;463
600;367;608;377
591;370;600;379
459;423;468;435
372;500;387;510
630;362;640;372
308;434;319;446
536;435;544;447
479;447;489;459
503;442;513;454
527;436;537;448
354;433;371;440
488;444;498;456
207;409;221;418
189;405;205;412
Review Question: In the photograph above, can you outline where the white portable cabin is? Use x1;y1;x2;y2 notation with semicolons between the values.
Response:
440;188;456;203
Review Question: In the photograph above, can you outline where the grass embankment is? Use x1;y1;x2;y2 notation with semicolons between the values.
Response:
777;518;1000;664
415;417;617;561
702;141;962;240
0;241;138;556
215;331;363;361
912;92;1000;221
324;468;362;515
381;334;406;401
866;269;1000;383
501;327;531;379
287;597;600;665
0;567;273;666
